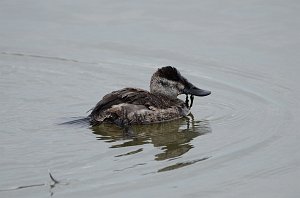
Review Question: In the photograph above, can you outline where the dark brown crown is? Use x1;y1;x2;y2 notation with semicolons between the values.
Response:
156;66;191;87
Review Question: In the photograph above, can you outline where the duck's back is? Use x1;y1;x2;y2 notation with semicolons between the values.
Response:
89;88;187;126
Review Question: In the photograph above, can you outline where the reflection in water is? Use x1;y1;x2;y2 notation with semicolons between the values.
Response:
91;115;211;161
158;157;210;172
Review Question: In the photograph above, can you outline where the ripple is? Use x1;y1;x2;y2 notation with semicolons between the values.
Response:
157;157;210;172
0;51;95;64
188;65;292;131
0;50;295;194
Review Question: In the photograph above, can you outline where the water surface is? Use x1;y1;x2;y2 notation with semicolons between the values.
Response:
1;0;300;197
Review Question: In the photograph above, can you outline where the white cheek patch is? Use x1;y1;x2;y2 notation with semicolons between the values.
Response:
151;77;183;98
164;80;184;96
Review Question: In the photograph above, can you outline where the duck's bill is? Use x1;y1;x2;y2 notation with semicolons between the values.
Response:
183;86;211;97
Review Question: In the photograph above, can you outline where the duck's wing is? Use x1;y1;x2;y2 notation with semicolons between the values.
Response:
88;88;166;118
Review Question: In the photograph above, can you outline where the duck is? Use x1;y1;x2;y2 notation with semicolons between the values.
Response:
89;66;211;126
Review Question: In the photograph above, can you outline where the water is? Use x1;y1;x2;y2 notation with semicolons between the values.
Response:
1;0;300;197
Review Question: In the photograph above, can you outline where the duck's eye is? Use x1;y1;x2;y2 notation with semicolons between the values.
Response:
159;80;168;86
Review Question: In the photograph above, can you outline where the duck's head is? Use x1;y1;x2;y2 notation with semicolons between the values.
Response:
150;66;211;99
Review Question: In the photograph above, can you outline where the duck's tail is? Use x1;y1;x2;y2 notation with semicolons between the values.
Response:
58;117;90;126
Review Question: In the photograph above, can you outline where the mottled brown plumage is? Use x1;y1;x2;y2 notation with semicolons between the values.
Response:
89;88;187;126
89;66;211;126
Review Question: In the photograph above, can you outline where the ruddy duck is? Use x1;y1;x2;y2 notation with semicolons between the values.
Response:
89;66;211;126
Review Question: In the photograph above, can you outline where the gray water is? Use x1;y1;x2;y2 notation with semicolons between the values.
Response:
1;0;300;197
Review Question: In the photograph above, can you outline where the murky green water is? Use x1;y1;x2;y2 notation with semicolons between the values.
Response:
1;1;300;197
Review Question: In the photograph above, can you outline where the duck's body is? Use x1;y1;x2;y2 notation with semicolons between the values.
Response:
89;88;189;126
89;66;210;126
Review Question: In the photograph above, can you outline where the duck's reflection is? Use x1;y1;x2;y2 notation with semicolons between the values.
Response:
91;115;211;161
